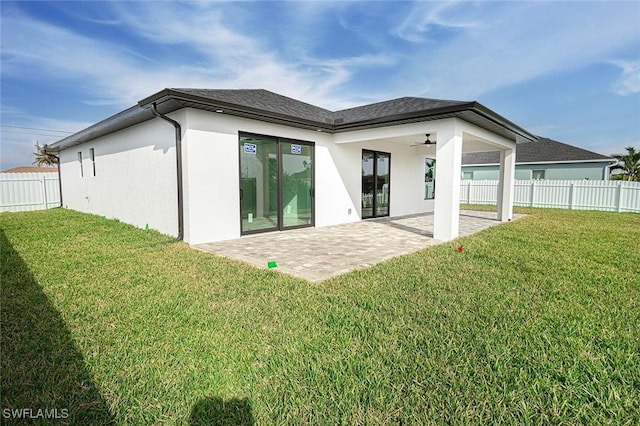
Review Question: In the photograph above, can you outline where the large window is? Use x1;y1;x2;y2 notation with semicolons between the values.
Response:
239;133;314;234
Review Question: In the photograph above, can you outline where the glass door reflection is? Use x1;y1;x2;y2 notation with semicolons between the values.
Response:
361;150;390;219
281;142;313;228
240;135;279;233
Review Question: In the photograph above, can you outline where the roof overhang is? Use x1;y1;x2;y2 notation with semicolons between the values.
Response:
48;105;154;151
50;88;537;151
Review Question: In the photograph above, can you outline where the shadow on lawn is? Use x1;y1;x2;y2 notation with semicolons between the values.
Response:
0;229;115;424
189;397;254;425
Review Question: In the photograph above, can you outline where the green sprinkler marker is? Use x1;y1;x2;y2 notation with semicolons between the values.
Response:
145;223;149;231
267;261;278;269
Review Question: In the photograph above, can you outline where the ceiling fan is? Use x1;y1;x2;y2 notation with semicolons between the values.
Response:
411;133;436;146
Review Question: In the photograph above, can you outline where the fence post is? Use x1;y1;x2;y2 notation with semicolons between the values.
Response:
568;183;574;210
616;183;622;212
618;183;627;212
530;181;535;207
467;181;472;204
41;176;48;209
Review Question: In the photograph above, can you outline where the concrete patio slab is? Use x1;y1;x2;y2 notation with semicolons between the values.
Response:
194;210;523;282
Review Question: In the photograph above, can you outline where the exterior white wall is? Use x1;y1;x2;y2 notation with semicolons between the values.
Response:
181;128;240;244
58;108;509;244
183;109;361;244
59;114;182;237
182;108;433;243
331;137;433;218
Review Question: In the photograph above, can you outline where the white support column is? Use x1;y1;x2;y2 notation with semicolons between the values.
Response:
433;123;463;241
497;147;516;221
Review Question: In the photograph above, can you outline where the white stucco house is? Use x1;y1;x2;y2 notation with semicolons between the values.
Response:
50;89;535;244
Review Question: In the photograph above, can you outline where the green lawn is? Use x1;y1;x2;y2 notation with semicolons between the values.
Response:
1;208;639;424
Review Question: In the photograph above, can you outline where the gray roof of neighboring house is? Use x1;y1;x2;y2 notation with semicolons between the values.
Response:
1;166;58;173
462;138;612;165
50;88;536;150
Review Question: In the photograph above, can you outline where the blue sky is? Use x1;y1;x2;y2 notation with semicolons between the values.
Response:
1;1;639;170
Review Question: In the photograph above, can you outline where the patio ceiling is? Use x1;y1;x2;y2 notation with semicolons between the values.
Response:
332;118;516;155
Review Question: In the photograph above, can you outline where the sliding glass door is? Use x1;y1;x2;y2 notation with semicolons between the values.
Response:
240;135;278;233
240;133;314;234
281;141;313;228
362;150;390;219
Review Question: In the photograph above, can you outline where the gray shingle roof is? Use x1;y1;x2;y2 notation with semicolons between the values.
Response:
169;88;335;124
462;138;611;165
333;97;469;124
51;88;536;150
144;88;471;126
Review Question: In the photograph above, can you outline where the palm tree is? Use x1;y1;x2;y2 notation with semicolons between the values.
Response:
33;142;59;167
610;147;640;181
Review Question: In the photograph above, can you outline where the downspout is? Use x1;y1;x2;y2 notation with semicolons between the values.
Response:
54;155;63;207
150;103;184;241
604;160;618;181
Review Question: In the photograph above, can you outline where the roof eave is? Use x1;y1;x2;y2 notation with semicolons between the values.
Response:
332;102;477;131
48;105;154;151
333;102;536;143
51;89;536;150
468;102;537;142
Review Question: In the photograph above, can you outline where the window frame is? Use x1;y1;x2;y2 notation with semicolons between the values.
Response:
424;158;436;199
77;151;84;177
89;148;96;176
531;169;546;180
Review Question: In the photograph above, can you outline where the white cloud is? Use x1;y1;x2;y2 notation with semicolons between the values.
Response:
1;0;639;170
391;2;640;100
611;60;640;96
394;1;480;43
1;3;383;110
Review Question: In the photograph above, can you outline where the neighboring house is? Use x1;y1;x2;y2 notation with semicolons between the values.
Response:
1;166;58;173
49;88;535;244
461;138;613;180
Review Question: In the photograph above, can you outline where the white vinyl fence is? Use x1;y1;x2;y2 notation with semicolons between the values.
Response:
0;172;61;212
460;180;640;213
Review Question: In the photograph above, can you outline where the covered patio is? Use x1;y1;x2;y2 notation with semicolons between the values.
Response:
194;210;524;282
334;116;519;241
